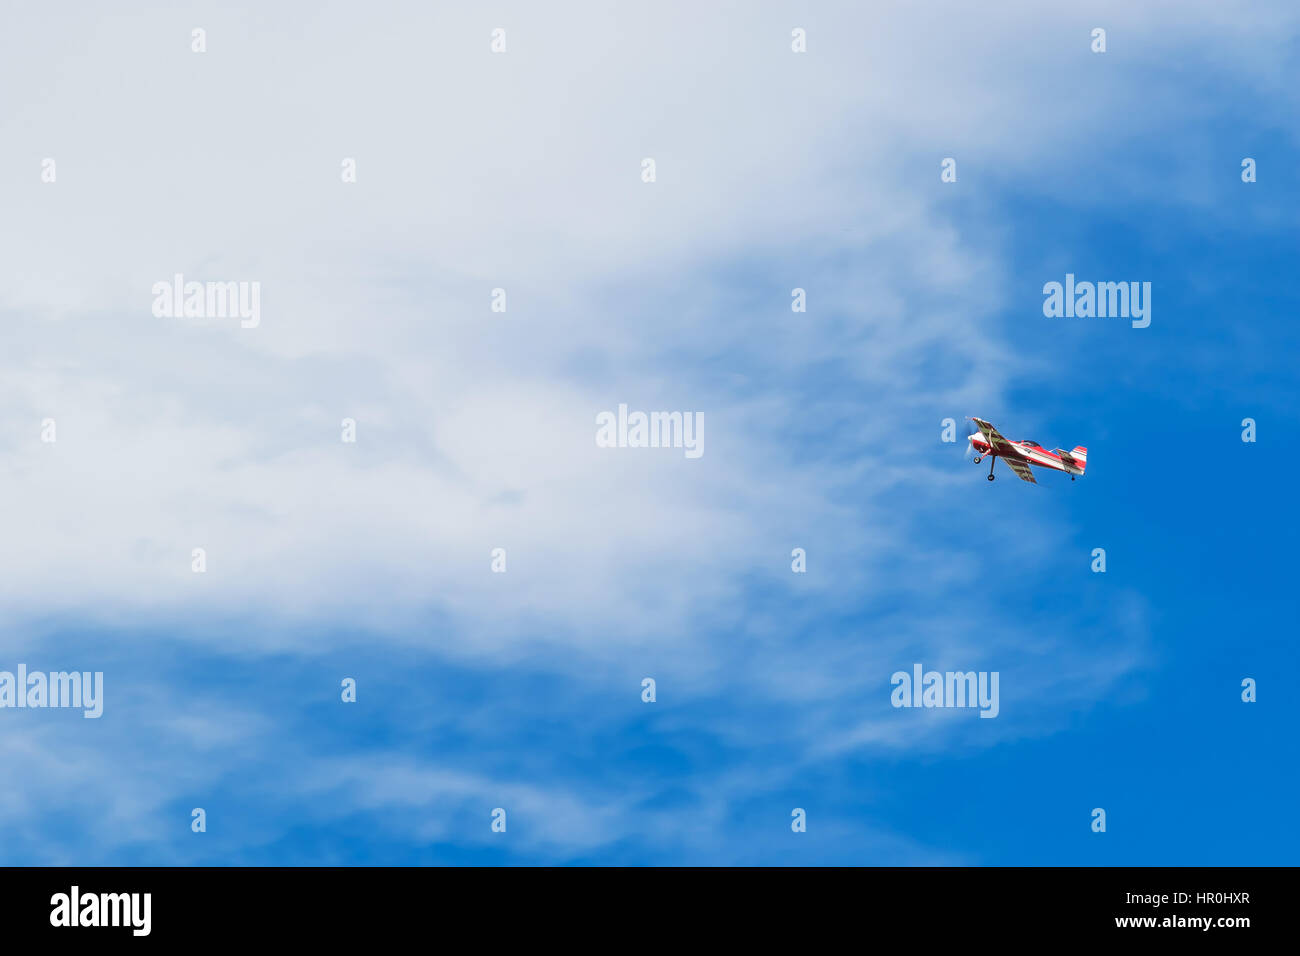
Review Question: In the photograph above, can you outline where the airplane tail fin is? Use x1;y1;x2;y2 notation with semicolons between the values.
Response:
1054;446;1087;473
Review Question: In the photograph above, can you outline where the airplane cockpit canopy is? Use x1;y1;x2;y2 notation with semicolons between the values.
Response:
1021;440;1041;447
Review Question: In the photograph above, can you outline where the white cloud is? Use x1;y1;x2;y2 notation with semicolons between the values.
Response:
7;0;1285;674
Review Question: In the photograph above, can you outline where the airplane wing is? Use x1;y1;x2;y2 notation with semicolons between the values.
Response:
1003;456;1037;484
970;418;1017;456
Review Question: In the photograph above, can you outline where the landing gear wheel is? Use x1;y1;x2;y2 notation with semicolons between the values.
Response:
987;473;995;481
1071;476;1075;481
973;456;982;464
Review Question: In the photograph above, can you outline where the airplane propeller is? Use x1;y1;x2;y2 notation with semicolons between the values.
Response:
960;417;980;462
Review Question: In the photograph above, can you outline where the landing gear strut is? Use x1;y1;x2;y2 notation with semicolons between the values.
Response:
987;457;996;481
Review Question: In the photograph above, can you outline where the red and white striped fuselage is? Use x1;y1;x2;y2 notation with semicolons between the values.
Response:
969;434;1087;476
967;418;1087;484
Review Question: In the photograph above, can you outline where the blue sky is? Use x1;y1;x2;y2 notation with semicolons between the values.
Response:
0;1;1297;865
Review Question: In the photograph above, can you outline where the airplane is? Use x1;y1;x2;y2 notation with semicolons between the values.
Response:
967;417;1087;483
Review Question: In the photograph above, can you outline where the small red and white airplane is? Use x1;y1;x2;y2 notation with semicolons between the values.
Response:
968;417;1087;483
